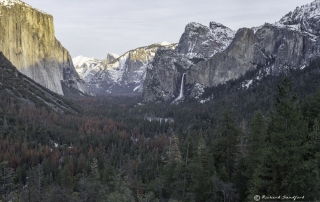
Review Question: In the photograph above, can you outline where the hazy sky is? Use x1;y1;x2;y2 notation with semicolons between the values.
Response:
23;0;312;59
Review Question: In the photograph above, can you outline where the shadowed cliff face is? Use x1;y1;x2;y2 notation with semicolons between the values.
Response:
142;0;320;103
0;1;91;95
143;23;320;102
142;22;236;102
88;43;177;95
188;24;319;87
0;51;81;114
141;0;320;103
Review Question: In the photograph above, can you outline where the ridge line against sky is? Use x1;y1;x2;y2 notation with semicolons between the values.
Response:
23;0;312;60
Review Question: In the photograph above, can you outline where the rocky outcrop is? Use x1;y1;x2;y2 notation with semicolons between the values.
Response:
0;0;92;96
142;47;192;101
177;22;235;59
73;55;102;82
88;42;177;95
278;0;320;37
104;53;119;64
142;0;320;102
143;22;235;101
187;28;255;87
0;51;80;114
188;23;318;86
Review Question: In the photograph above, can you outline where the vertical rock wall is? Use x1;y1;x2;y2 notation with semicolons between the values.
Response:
0;1;82;95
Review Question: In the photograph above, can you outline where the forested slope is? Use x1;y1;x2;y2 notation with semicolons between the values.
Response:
0;55;320;201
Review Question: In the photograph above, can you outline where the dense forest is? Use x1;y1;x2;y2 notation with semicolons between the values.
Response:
1;58;320;201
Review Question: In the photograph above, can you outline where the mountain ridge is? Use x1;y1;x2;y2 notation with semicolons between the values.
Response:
74;42;177;95
142;21;237;101
142;0;320;102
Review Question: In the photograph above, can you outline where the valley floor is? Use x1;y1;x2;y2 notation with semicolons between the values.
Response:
1;59;320;201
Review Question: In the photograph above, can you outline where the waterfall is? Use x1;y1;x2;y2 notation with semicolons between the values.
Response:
174;73;186;102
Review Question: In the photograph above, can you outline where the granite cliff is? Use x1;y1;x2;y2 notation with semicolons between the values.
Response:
0;0;92;96
0;51;81;114
85;42;177;95
143;22;236;101
142;0;320;102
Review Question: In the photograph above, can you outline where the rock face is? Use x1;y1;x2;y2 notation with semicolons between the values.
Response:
0;51;80;114
187;28;256;87
0;0;92;96
143;22;236;102
177;22;235;59
188;24;318;86
104;53;119;64
142;0;320;102
73;55;102;83
87;42;177;95
278;0;320;37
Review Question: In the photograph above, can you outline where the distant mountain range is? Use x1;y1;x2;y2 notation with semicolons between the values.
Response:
73;0;320;102
73;42;177;95
1;0;320;102
142;0;320;102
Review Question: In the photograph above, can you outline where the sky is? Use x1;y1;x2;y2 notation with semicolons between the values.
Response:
23;0;313;60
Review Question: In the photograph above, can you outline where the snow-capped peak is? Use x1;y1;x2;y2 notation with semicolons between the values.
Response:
73;55;96;67
0;0;48;14
209;21;228;30
178;21;235;58
209;21;235;43
108;53;119;59
72;55;102;81
159;41;171;46
276;0;320;36
184;21;235;40
185;22;206;31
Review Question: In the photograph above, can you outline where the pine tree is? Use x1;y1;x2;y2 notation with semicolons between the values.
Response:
248;77;320;200
168;135;182;164
138;191;159;202
190;137;214;202
25;165;45;202
247;111;267;158
90;157;100;180
213;109;239;181
213;175;239;202
233;111;268;201
0;161;15;201
162;135;184;201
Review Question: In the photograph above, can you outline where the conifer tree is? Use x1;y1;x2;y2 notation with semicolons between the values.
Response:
90;158;100;180
213;108;239;181
168;135;182;164
138;191;159;202
249;77;320;200
190;137;213;201
0;161;15;201
24;165;45;202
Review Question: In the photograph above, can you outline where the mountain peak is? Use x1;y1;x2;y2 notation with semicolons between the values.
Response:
277;0;320;36
185;22;208;31
177;21;235;58
159;41;171;46
73;55;96;67
0;0;48;14
107;53;119;59
0;0;22;6
209;21;228;30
